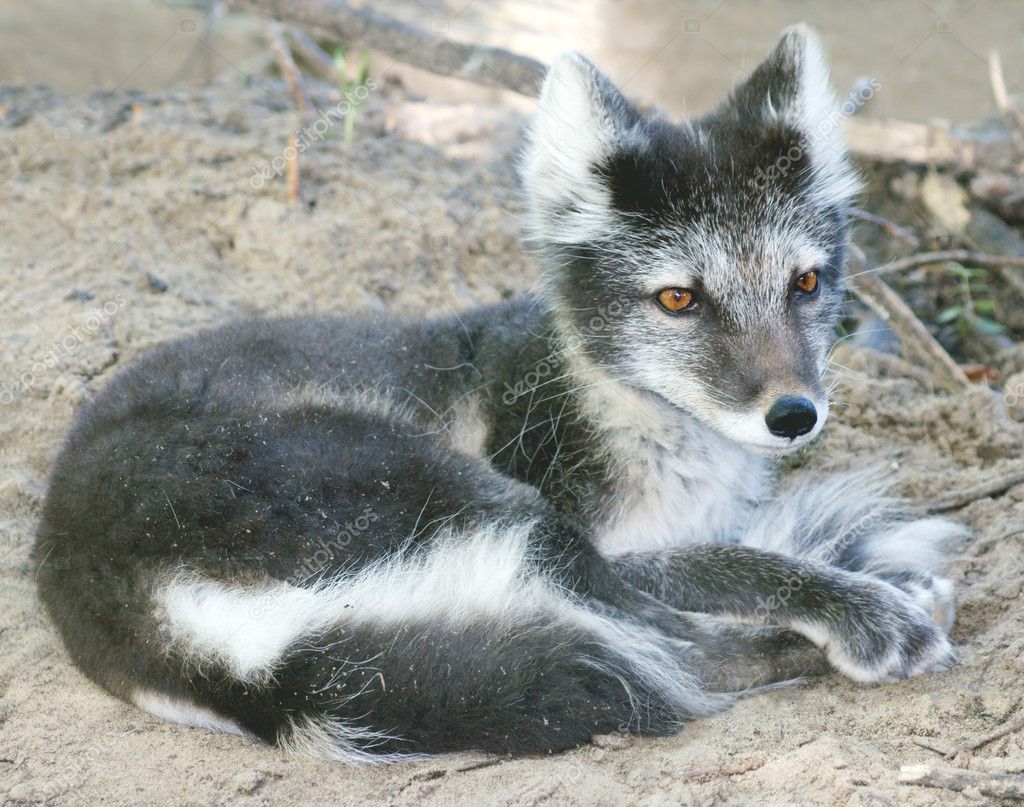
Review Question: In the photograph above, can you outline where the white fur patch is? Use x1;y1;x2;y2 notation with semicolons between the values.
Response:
521;51;642;246
565;349;768;555
279;714;425;765
155;521;548;682
133;689;246;736
158;576;332;681
447;396;489;457
151;520;724;755
858;517;965;574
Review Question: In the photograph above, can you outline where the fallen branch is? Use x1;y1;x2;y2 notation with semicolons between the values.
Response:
173;0;227;83
926;467;1024;512
989;49;1024;159
858;249;1024;276
848;251;971;393
678;757;765;784
899;763;1024;800
946;715;1024;759
849;208;920;248
230;0;546;96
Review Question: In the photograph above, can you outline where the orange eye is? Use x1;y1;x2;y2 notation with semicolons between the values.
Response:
657;287;697;312
795;270;819;295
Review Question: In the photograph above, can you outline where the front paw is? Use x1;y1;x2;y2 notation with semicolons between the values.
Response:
794;578;956;684
875;570;956;634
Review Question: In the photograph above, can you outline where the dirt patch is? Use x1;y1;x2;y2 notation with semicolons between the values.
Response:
1;75;1022;806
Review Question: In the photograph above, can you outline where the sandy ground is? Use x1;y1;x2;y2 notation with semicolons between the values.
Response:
1;69;1024;806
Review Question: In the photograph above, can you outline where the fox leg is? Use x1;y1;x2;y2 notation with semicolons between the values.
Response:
563;553;830;690
602;543;955;683
735;470;963;633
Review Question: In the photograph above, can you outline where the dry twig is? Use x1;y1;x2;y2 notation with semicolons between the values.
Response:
857;249;1024;276
283;25;337;81
946;716;1024;759
926;467;1024;512
262;18;313;115
849;208;921;248
989;49;1024;159
848;250;971;393
261;18;313;204
899;763;1024;800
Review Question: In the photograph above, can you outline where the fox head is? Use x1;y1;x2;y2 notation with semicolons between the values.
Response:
521;25;860;455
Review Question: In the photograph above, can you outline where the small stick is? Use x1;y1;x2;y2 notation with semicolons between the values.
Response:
849;208;921;248
927;468;1024;512
261;18;313;204
454;758;505;773
946;716;1024;759
262;18;313;115
899;763;1024;799
173;0;227;83
854;249;1024;277
911;737;953;756
284;26;337;81
990;49;1024;159
678;757;765;783
989;50;1011;113
848;251;971;393
286;131;301;205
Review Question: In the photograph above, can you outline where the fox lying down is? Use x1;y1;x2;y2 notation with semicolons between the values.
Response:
35;26;961;761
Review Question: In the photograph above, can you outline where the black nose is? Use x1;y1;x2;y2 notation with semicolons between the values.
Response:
765;395;818;439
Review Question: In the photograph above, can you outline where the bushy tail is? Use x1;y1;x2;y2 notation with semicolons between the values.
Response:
41;522;728;760
741;468;966;574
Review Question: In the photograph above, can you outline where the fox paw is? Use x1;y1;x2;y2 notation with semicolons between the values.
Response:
795;577;956;684
875;570;957;634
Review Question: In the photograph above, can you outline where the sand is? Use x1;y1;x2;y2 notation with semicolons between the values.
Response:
1;72;1023;807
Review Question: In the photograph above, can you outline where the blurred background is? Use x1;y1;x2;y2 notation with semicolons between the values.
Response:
2;0;1023;122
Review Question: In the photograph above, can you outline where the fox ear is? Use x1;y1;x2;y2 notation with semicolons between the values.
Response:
728;24;860;206
521;52;643;245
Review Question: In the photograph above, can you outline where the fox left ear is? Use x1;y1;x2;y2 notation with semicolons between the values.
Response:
728;24;861;206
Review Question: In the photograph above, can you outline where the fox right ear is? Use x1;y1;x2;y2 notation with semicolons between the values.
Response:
521;52;643;245
726;25;860;207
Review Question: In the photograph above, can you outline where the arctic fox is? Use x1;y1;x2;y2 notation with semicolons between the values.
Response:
35;25;961;761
